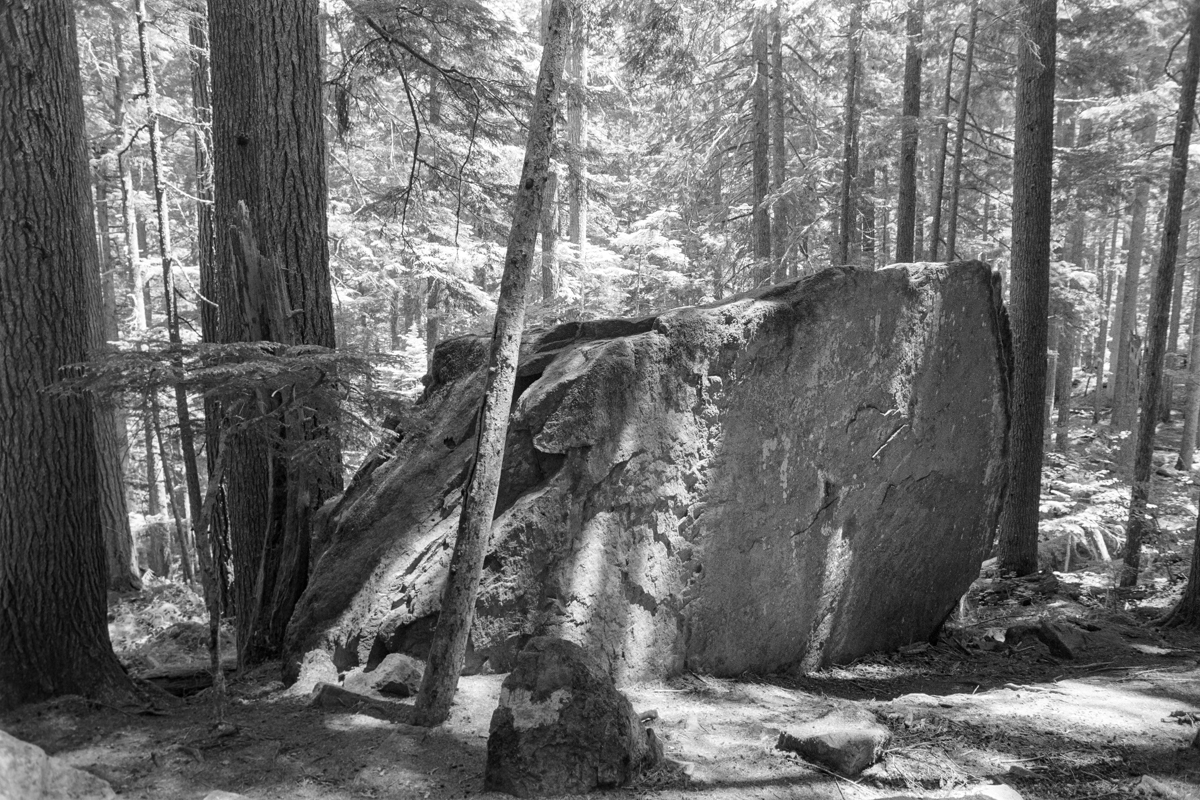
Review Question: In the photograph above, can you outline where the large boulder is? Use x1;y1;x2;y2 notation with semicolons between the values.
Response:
484;637;660;796
284;263;1010;685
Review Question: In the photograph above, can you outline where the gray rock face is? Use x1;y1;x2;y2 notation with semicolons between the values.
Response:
0;729;116;800
283;263;1010;685
484;637;660;796
776;706;891;776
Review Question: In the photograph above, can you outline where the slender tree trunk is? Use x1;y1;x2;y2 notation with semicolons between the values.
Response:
426;278;443;368
1094;234;1113;423
861;166;876;269
136;0;221;675
1112;116;1157;431
538;0;559;303
928;27;958;261
93;141;140;593
540;170;559;300
1124;4;1200;587
567;5;588;270
837;1;863;266
1056;328;1075;452
1163;211;1191;421
895;0;923;263
1107;213;1124;402
1045;318;1060;432
152;402;194;584
996;0;1057;576
190;5;231;616
945;1;979;261
752;10;772;270
412;0;569;727
0;0;136;710
144;398;170;576
1180;235;1200;470
771;1;789;280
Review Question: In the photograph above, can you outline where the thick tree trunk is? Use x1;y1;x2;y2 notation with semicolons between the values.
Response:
752;10;772;269
837;1;863;266
210;0;340;665
928;26;958;261
0;0;136;710
944;0;978;261
1112;116;1157;431
895;0;923;263
996;0;1057;577
412;0;569;727
1124;3;1200;587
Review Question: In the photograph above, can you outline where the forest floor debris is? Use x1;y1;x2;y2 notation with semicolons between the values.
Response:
3;418;1200;799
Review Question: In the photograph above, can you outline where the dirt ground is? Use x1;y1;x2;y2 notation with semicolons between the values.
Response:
4;415;1200;800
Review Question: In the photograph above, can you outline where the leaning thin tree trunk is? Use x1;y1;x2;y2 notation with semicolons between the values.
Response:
944;0;979;261
928;26;958;261
412;0;569;727
995;0;1057;577
1123;1;1200;588
895;0;923;263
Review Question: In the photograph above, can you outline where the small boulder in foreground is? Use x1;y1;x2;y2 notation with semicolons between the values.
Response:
485;637;661;796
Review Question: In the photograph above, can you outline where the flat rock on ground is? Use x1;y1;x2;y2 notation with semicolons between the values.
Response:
776;705;891;776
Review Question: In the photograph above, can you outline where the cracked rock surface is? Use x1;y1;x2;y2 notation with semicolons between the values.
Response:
284;263;1011;686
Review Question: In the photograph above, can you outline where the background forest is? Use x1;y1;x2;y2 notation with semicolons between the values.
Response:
74;0;1197;597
